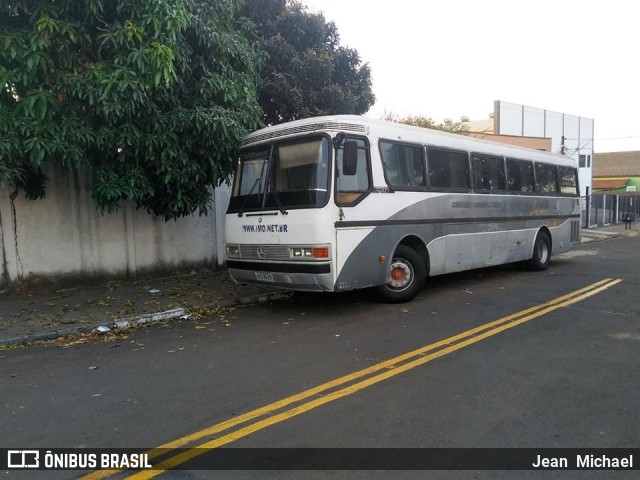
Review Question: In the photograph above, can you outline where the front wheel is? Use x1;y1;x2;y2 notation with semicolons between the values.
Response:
526;231;551;271
376;245;426;303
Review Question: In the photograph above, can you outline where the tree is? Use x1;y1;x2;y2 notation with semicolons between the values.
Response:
383;111;469;134
0;0;264;220
239;0;375;125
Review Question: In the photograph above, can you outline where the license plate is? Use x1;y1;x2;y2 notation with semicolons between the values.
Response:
255;272;275;282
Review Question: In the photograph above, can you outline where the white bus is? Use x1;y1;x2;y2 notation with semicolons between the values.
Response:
224;115;581;302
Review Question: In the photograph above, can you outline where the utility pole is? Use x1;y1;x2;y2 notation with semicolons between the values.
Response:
560;136;566;155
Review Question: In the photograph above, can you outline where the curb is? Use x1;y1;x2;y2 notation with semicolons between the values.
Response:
580;231;621;244
582;230;620;237
0;290;292;349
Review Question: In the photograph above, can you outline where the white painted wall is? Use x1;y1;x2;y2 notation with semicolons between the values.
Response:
0;163;228;288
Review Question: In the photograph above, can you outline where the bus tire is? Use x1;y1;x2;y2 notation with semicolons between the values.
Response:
376;245;426;303
526;231;551;271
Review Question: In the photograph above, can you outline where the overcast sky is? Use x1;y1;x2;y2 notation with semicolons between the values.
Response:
301;0;639;153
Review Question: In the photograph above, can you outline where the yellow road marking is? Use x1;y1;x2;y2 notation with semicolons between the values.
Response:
81;278;621;479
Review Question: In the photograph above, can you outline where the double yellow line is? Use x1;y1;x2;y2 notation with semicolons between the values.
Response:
83;277;621;479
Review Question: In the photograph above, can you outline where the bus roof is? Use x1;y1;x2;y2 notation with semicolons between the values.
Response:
241;115;577;167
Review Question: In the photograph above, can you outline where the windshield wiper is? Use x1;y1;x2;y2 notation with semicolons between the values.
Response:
270;190;288;216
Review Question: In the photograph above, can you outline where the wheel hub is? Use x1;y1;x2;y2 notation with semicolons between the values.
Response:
389;261;412;288
538;242;549;264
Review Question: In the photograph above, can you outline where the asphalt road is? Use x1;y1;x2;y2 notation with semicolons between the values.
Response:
2;235;639;480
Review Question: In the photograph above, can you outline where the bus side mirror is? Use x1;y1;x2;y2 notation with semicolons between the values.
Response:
343;140;358;176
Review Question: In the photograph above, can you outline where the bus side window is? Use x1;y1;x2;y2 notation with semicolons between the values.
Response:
427;147;470;190
535;163;559;194
472;153;506;192
506;158;534;193
336;137;371;205
558;166;579;196
380;141;425;189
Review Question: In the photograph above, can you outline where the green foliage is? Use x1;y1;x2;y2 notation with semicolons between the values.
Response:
240;0;375;125
0;0;264;220
383;111;469;134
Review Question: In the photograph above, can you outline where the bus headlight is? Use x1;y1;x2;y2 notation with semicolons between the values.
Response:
289;246;330;260
291;247;313;258
226;245;240;257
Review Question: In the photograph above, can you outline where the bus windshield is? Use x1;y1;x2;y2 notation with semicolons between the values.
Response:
228;136;331;214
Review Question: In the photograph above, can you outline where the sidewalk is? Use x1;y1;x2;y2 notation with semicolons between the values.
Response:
0;268;290;348
580;221;638;243
1;222;637;348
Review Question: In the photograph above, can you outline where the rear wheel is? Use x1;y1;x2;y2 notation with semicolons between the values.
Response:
376;245;426;303
526;231;551;271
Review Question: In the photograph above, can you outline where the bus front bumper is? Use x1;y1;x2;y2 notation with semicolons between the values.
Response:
226;260;335;292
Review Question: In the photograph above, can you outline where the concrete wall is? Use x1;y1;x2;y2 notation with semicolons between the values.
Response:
0;163;227;289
